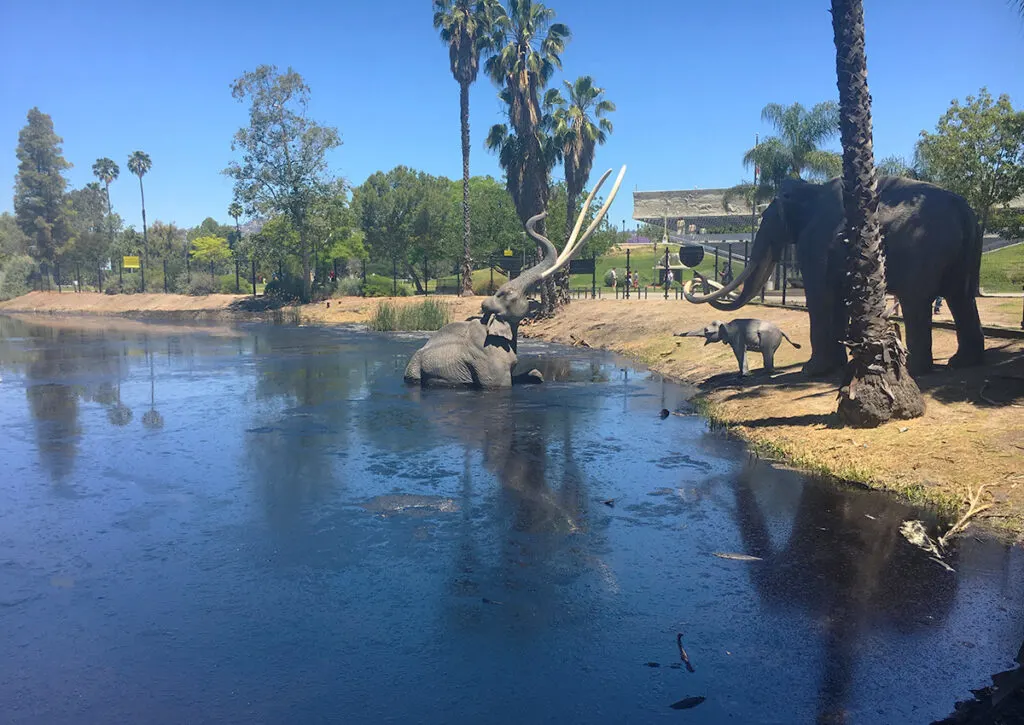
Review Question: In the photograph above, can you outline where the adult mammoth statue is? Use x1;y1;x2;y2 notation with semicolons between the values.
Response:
682;176;985;377
403;165;626;388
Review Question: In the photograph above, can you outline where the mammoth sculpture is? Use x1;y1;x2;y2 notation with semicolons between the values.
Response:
403;166;626;388
682;176;985;377
676;318;801;377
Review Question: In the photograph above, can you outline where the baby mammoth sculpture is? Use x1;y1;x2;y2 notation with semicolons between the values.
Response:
676;318;801;377
681;176;985;377
403;165;626;388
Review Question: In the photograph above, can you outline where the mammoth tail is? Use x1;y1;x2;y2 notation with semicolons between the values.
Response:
780;331;802;349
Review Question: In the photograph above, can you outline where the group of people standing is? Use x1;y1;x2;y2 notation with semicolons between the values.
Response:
609;268;641;290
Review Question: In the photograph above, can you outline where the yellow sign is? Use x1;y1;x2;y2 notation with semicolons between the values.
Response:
503;248;513;257
122;255;140;269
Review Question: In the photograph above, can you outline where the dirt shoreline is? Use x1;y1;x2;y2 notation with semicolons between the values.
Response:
4;291;1023;540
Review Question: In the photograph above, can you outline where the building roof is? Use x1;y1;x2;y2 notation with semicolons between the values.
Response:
632;188;753;222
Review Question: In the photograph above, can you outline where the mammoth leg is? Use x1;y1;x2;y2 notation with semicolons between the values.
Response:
760;333;776;373
944;289;985;368
733;340;749;377
403;350;423;385
800;245;846;376
902;297;935;376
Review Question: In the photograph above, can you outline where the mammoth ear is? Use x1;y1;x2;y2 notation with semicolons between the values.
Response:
485;316;514;342
718;323;729;341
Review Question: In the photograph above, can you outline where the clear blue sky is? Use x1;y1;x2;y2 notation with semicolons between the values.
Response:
2;0;1022;234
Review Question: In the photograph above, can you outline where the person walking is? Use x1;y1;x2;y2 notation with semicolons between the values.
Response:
610;267;618;290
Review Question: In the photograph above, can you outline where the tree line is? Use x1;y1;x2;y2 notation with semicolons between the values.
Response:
724;90;1024;240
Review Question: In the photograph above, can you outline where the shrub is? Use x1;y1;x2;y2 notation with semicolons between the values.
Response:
219;274;240;294
0;255;35;300
103;273;142;295
369;299;451;331
264;276;304;302
363;275;409;297
184;277;216;296
336;276;363;296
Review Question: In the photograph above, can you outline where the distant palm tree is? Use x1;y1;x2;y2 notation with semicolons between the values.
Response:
91;157;119;250
228;201;244;249
830;0;923;426
127;151;152;288
743;102;842;192
484;0;570;312
551;75;614;305
434;0;495;296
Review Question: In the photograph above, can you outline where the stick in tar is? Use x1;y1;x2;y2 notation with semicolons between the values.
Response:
676;632;695;673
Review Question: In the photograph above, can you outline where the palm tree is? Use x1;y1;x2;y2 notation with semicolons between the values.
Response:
434;0;494;297
743;102;842;193
127;151;152;290
484;0;570;312
91;158;119;253
228;201;244;249
830;0;923;426
550;75;614;305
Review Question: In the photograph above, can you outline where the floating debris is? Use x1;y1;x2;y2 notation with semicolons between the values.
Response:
644;662;661;668
481;598;503;606
659;409;670;419
712;552;763;562
602;499;616;507
669;696;705;710
676;633;695;673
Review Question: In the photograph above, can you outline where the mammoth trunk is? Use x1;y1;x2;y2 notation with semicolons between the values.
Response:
707;254;776;311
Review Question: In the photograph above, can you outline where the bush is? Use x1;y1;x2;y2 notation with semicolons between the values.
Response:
0;255;35;300
184;277;216;296
363;275;409;297
336;276;363;296
103;273;142;295
219;274;240;294
369;299;451;331
264;276;305;302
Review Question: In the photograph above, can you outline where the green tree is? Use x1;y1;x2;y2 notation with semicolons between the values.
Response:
127;150;152;287
0;212;31;264
433;0;495;296
916;88;1024;233
457;175;523;259
228;201;244;250
190;235;232;283
148;221;184;259
831;0;923;428
224;65;342;302
550;75;614;305
743;102;842;192
484;0;570;312
354;167;457;293
66;183;114;263
14;108;74;263
91;157;120;250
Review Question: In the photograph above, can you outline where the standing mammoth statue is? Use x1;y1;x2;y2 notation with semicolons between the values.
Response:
403;166;626;388
682;176;985;377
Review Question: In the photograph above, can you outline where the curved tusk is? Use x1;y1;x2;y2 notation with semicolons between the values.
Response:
563;168;613;262
681;266;749;303
541;165;627;280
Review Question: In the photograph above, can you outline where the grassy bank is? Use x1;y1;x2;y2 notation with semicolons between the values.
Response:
980;243;1024;293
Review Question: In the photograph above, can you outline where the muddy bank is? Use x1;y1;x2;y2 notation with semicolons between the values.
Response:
3;290;1023;538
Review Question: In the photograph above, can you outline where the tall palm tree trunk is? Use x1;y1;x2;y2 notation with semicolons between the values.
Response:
138;176;148;292
831;0;923;426
459;80;474;296
104;181;114;261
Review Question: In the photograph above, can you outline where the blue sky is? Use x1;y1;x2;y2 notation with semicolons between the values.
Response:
1;0;1022;233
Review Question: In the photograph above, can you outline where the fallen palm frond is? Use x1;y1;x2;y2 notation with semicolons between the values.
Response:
900;482;994;571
